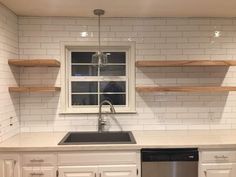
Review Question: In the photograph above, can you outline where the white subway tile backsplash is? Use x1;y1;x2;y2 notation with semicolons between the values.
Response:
18;25;41;31
19;43;41;49
41;25;65;31
161;31;182;37
0;4;19;142
51;18;76;25
111;26;133;32
155;26;177;31
142;19;166;25
11;16;236;132
133;26;155;31
183;49;206;55
188;37;211;43
177;26;199;31
161;49;183;55
166;19;189;25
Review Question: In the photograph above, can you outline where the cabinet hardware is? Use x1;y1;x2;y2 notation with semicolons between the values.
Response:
9;160;16;177
56;170;59;177
30;159;44;163
30;172;44;176
9;117;13;126
136;169;139;176
214;155;228;159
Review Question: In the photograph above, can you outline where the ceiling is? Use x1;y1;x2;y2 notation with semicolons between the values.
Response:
1;0;236;17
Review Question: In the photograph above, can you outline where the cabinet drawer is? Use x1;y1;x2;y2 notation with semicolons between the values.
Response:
22;167;55;177
58;151;138;165
200;163;235;177
22;153;57;166
201;151;236;163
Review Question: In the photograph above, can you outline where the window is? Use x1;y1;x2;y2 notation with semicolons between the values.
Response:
61;42;135;113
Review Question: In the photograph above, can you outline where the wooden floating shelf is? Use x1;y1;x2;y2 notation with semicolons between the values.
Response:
8;59;60;67
9;87;61;93
136;86;236;92
136;60;236;67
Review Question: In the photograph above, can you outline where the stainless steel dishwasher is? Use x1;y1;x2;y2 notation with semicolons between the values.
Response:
141;148;198;177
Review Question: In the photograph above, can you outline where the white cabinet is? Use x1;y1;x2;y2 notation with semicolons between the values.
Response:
21;153;57;177
58;166;97;177
200;150;236;177
58;151;138;166
204;169;232;177
58;151;140;177
58;165;137;177
0;151;139;177
22;167;55;177
100;165;137;177
0;154;20;177
22;153;56;166
201;163;236;177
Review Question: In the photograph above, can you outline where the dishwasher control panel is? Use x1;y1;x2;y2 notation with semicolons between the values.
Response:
142;148;199;161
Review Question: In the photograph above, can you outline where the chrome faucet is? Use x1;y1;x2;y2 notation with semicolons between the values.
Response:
98;100;116;133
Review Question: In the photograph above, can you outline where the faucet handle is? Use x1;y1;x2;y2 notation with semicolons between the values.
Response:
110;107;116;113
100;120;106;125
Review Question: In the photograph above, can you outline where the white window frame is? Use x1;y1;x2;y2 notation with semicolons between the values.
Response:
60;41;136;114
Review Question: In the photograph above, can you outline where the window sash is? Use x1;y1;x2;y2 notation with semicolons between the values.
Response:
68;49;129;108
60;42;136;113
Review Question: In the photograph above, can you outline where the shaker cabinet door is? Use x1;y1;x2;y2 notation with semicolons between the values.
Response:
58;166;98;177
201;163;235;177
0;154;19;177
100;165;137;177
205;169;232;177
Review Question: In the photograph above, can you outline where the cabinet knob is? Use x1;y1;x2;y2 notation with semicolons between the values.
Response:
30;159;44;163
214;155;228;159
30;172;44;176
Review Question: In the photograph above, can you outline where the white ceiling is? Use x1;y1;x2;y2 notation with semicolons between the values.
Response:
1;0;236;17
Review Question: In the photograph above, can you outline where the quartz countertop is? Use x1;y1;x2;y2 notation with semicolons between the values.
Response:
0;130;236;151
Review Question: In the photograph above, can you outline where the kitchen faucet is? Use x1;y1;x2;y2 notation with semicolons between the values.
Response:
98;100;116;133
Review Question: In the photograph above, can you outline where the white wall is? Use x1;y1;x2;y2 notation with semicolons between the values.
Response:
18;17;236;132
0;4;19;141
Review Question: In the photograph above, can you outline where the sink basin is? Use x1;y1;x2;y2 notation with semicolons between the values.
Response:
58;131;136;145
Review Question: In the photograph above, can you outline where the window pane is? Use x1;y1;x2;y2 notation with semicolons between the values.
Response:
72;65;98;76
72;52;95;63
104;52;126;63
72;94;98;105
72;52;126;64
100;81;126;93
100;94;126;105
72;82;98;93
100;65;126;76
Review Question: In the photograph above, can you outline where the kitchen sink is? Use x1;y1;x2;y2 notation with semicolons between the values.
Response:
58;131;136;145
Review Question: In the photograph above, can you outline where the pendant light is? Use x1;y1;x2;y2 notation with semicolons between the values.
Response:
92;9;107;67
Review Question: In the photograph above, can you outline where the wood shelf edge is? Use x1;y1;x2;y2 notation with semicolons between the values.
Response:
136;86;236;92
9;87;61;93
136;60;236;67
8;59;61;67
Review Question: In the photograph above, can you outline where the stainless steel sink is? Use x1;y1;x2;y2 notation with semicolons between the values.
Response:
58;131;136;145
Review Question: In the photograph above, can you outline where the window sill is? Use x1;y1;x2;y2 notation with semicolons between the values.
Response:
59;107;137;114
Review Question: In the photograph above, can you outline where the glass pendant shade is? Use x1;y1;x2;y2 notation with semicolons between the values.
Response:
91;9;107;67
92;51;108;67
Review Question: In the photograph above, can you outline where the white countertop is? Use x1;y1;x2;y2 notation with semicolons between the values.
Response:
0;130;236;151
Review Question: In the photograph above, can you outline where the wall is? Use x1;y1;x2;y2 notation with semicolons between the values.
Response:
18;16;236;132
0;4;19;141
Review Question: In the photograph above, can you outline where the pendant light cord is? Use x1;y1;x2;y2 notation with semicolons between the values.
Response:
98;14;101;52
92;9;106;67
